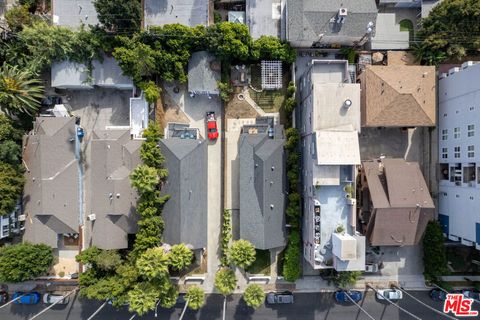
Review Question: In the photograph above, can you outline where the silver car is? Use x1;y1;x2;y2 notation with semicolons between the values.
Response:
43;294;69;305
266;291;294;304
376;289;403;301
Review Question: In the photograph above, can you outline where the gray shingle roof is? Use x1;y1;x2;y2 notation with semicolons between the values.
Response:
23;117;79;248
159;138;208;249
89;129;142;250
239;126;286;250
287;0;377;46
188;52;220;95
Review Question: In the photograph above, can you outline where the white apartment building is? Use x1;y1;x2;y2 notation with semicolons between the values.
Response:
300;60;365;271
438;61;480;249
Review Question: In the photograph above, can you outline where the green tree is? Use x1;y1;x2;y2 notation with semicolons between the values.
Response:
206;22;253;61
139;80;161;105
415;0;480;64
0;242;53;282
0;114;23;142
214;268;237;296
332;271;361;288
130;165;159;194
128;282;159;316
113;39;157;83
423;220;448;281
251;36;296;63
228;239;256;269
243;284;265;308
131;216;165;257
283;231;301;282
76;246;101;265
285;128;299;151
0;63;44;116
185;286;205;310
93;0;141;34
5;5;35;32
220;210;232;267
218;81;233;102
159;284;178;308
0;140;22;165
136;247;169;279
0;162;25;216
95;250;122;272
168;244;193;271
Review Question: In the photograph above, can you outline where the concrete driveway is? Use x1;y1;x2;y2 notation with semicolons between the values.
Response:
163;82;223;291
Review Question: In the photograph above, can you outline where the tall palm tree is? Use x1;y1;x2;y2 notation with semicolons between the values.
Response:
0;63;44;116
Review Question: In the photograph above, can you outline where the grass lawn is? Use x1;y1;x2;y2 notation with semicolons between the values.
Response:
247;249;271;275
248;63;290;115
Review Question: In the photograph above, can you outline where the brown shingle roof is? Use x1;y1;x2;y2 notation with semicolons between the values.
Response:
362;158;434;246
361;65;436;127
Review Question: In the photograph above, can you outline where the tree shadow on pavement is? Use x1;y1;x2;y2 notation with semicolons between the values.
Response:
233;296;254;320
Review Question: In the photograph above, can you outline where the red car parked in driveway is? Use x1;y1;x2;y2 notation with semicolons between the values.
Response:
206;111;219;140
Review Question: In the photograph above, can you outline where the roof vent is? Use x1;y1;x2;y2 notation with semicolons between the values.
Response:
339;8;348;16
109;193;113;199
271;166;275;171
343;99;352;108
462;61;476;69
439;73;448;80
88;214;96;221
116;193;120;198
270;204;274;209
448;67;460;76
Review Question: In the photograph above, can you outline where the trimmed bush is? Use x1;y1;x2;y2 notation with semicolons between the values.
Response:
282;231;301;282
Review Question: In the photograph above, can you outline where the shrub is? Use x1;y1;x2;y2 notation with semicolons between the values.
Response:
214;11;222;24
243;284;265;308
214;268;237;296
0;242;54;282
218;81;233;102
285;97;296;114
283;231;301;282
168;244;193;271
5;5;34;32
185;286;205;310
332;271;361;288
287;167;299;188
221;210;232;266
286;152;300;167
285;128;299;151
423;220;448;281
228;239;256;269
139;81;161;105
287;82;296;97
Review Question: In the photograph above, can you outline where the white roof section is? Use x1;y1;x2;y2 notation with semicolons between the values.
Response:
51;61;93;89
334;235;366;271
313;165;340;186
92;58;133;89
51;57;133;90
316;130;361;165
332;233;357;260
313;83;361;132
130;96;149;139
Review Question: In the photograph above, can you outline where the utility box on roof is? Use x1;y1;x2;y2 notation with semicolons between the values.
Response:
332;233;357;260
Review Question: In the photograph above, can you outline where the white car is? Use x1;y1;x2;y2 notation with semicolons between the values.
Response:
376;289;403;301
43;293;69;305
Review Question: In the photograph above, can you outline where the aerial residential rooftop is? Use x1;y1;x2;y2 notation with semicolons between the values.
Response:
144;0;209;28
239;119;286;250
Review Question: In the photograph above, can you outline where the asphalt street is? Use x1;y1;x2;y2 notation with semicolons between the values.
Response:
0;291;473;320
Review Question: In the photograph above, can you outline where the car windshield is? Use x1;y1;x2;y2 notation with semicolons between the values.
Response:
208;128;217;133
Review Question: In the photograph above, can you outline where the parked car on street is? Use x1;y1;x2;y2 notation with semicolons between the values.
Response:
462;289;480;300
13;292;41;305
0;291;8;303
334;290;362;303
266;291;294;304
43;293;70;305
206;111;219;140
365;264;379;273
429;289;447;301
376;289;403;301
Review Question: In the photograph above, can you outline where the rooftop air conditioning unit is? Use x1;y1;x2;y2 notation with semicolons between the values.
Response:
339;8;348;16
87;214;96;221
439;73;448;80
462;61;476;69
448;67;460;75
17;215;26;222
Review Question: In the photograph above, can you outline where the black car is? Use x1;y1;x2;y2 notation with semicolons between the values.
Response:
266;291;294;304
429;289;447;301
0;291;8;304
